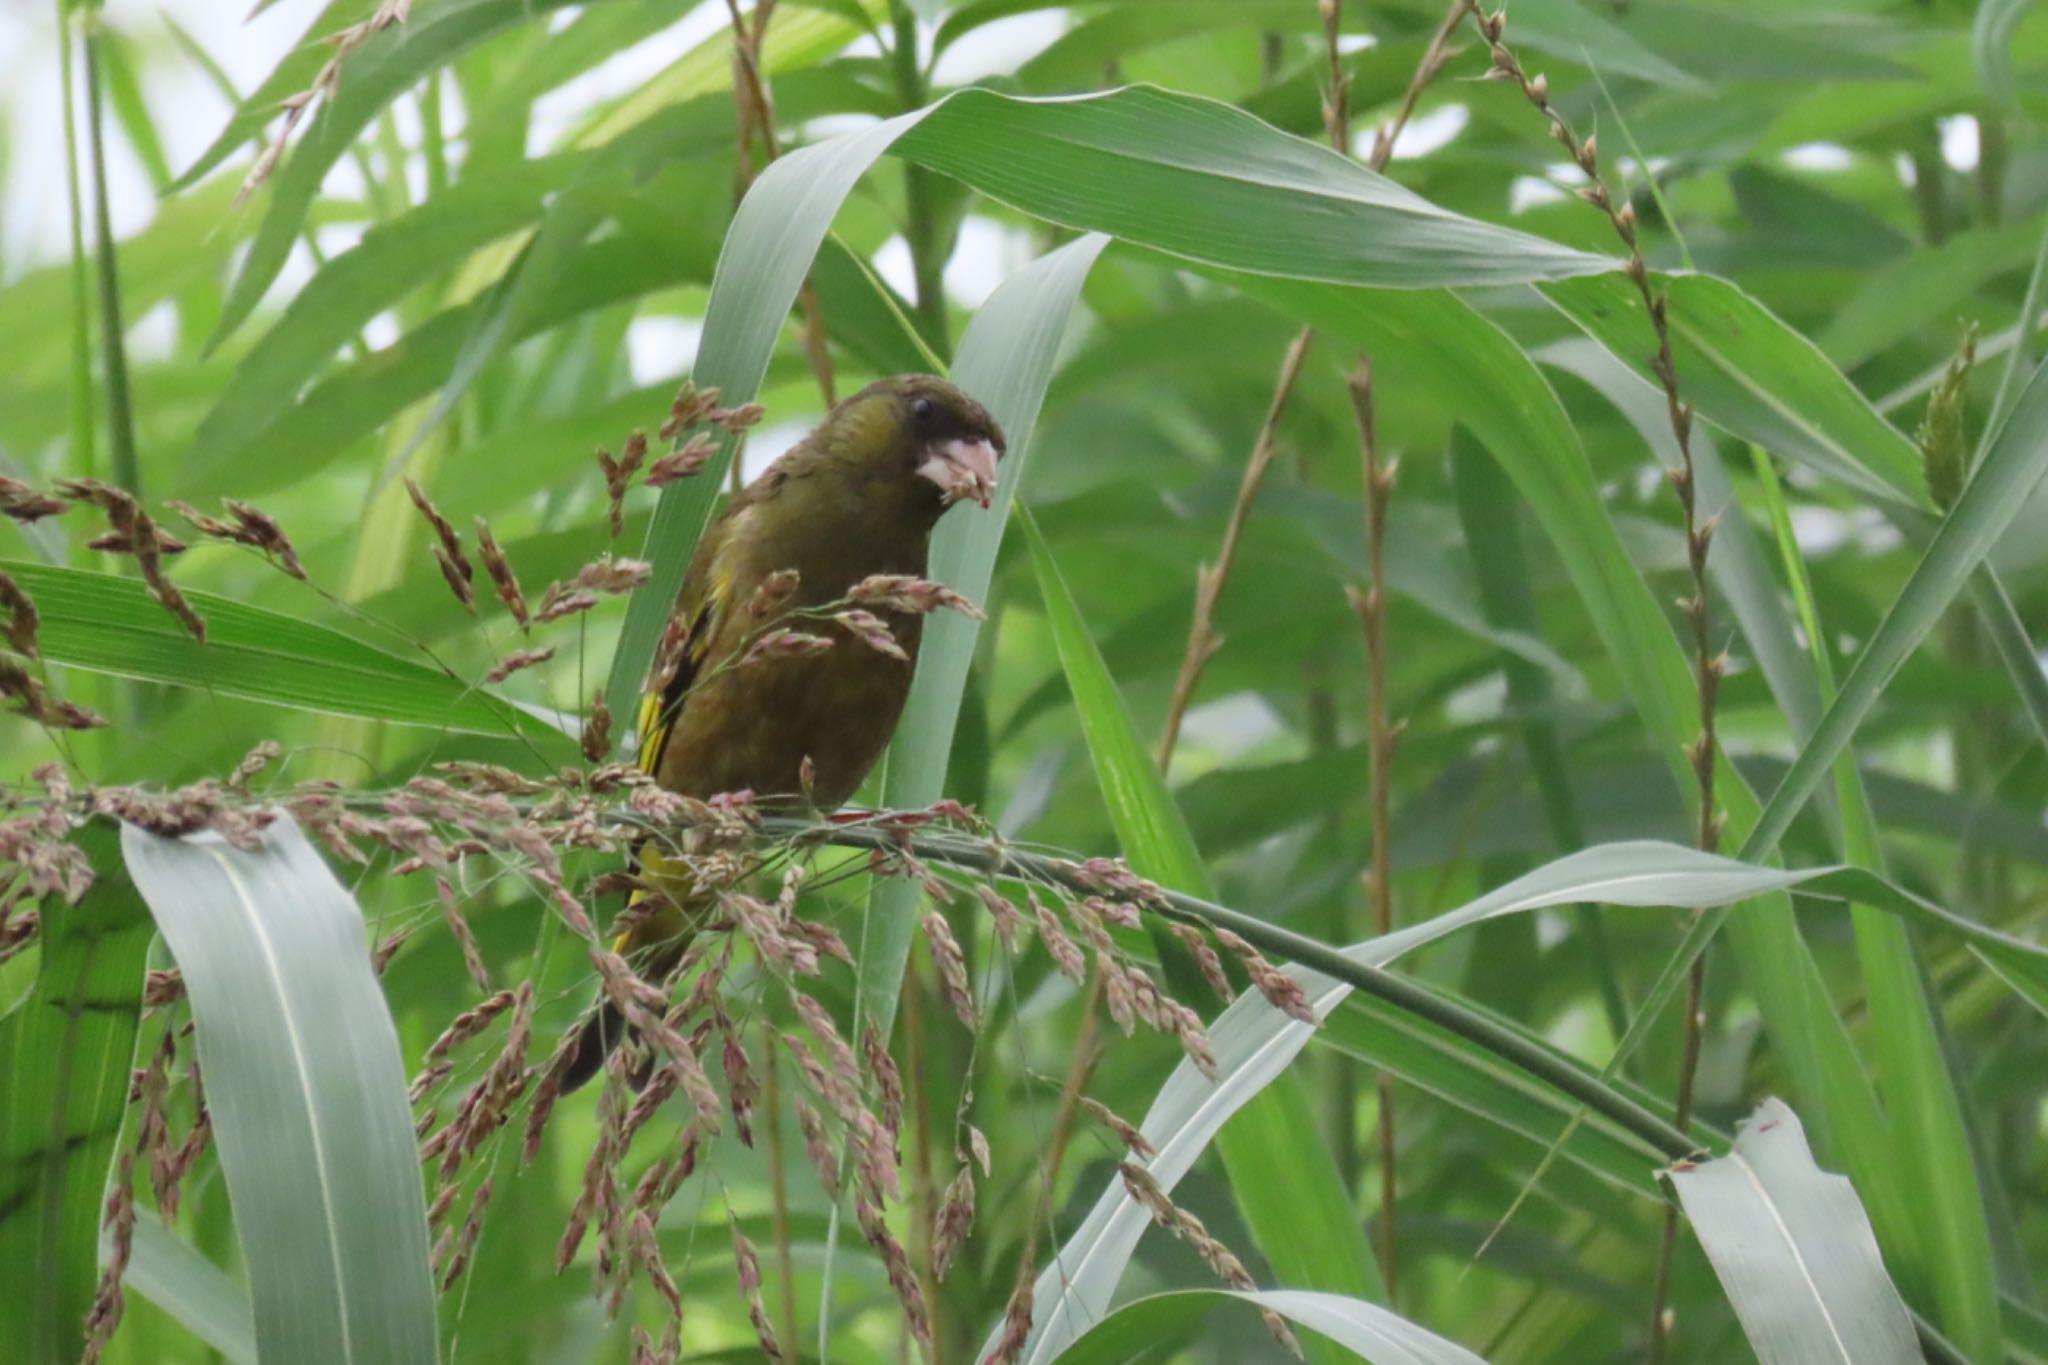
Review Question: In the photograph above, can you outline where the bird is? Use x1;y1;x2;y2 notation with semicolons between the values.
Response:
559;374;1005;1091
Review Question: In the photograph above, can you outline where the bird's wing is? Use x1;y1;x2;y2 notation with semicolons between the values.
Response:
635;509;742;780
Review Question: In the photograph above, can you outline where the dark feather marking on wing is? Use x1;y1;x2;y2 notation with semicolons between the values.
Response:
638;599;715;780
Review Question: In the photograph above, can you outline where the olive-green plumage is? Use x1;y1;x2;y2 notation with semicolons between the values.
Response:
561;375;1005;1090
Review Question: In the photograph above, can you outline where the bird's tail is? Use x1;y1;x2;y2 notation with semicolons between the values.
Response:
557;851;696;1094
557;934;687;1094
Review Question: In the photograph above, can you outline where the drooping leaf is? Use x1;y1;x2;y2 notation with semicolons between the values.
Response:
121;816;438;1365
0;823;151;1365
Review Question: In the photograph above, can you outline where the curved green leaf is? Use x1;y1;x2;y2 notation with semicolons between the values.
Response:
856;234;1110;1047
1667;1098;1919;1365
1055;1287;1487;1365
607;82;1617;712
121;815;437;1365
0;562;564;743
0;823;150;1365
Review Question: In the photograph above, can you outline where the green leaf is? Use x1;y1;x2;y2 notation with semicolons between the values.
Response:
1976;0;2034;104
0;562;563;743
1055;1287;1488;1364
1009;838;2048;1365
609;83;1617;719
1747;356;2048;858
856;234;1109;1047
122;1221;258;1365
121;815;438;1365
1223;271;1916;1317
211;0;588;348
1666;1098;1920;1365
1544;272;1926;504
0;823;151;1365
1014;506;1383;1364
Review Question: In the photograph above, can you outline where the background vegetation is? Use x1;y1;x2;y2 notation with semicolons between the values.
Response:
3;0;2048;1362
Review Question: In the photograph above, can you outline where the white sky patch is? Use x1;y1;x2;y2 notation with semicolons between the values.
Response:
801;112;884;143
362;311;401;351
871;235;916;299
740;418;809;481
1788;504;1850;556
1387;102;1468;162
931;9;1071;85
626;315;705;386
528;5;729;156
126;299;179;362
1;0;329;270
1178;692;1288;765
1783;142;1854;172
944;216;1038;309
1939;114;1980;172
1510;175;1568;214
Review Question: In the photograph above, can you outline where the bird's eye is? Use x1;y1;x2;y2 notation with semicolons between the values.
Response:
911;396;935;422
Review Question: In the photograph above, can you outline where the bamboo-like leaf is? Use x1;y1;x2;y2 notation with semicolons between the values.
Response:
1747;356;2048;860
1545;272;1925;504
0;562;565;743
1054;1287;1488;1365
1666;1098;1919;1365
855;234;1109;1045
1975;0;2034;104
121;1221;258;1365
1011;508;1383;1364
0;823;151;1365
606;83;1617;714
120;816;437;1365
1004;837;2048;1365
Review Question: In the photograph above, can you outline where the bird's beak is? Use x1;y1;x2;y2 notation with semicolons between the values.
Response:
918;436;1001;509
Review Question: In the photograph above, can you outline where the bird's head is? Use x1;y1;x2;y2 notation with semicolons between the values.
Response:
821;375;1006;519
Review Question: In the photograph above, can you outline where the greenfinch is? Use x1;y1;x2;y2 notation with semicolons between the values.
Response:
561;374;1005;1090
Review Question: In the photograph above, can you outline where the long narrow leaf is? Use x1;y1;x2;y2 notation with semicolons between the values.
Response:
1013;508;1390;1364
0;823;151;1365
607;83;1617;715
1056;1287;1487;1365
856;233;1109;1045
121;816;437;1365
1005;837;2048;1365
0;561;564;743
1666;1098;1919;1365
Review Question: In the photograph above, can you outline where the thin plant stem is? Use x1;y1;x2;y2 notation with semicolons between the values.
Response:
761;1016;801;1358
1345;358;1403;1301
82;21;139;499
58;3;96;491
1458;14;1721;1357
724;0;836;405
889;0;950;352
1154;329;1313;768
1155;0;1470;768
902;963;948;1363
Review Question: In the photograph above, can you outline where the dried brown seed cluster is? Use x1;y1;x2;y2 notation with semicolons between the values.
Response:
485;645;555;685
596;433;647;538
166;499;306;580
1119;1162;1304;1356
60;480;205;640
833;608;908;662
241;0;411;200
847;573;985;620
0;655;105;730
740;628;833;669
473;518;530;627
405;478;476;614
0;475;67;524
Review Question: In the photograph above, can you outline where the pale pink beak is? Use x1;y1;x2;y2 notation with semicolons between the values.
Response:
918;436;1001;509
